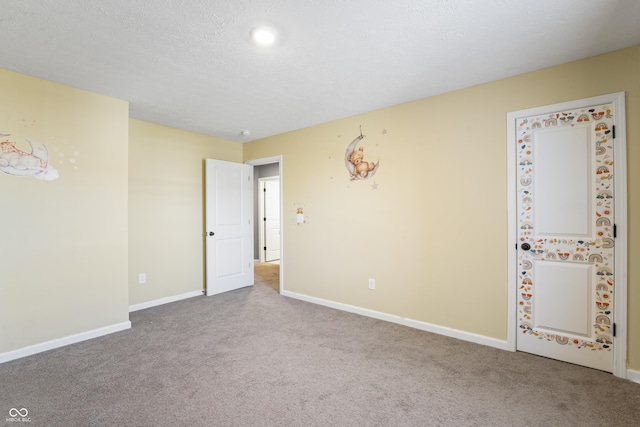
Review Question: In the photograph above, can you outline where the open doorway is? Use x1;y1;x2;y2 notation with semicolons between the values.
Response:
258;176;280;263
246;156;283;294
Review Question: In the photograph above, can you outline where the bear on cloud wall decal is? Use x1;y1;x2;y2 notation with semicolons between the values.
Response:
0;134;59;181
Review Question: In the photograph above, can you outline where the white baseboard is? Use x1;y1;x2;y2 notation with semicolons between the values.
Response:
627;368;640;384
282;291;640;380
281;290;509;351
0;321;131;365
129;290;203;312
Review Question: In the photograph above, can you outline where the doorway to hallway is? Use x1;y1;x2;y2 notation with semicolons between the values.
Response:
247;156;283;294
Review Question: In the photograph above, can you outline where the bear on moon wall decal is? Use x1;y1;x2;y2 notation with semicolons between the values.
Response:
345;128;379;181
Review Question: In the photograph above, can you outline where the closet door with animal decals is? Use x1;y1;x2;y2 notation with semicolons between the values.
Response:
515;102;616;372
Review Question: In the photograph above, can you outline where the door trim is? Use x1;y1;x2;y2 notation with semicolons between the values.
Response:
246;156;284;294
506;92;627;378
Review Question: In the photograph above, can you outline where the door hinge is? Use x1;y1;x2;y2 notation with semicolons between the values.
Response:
264;246;267;251
264;188;266;192
612;125;616;139
613;323;616;337
614;224;617;238
263;217;266;221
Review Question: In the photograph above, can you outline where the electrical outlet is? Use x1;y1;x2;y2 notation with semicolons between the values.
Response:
368;278;375;290
139;273;146;284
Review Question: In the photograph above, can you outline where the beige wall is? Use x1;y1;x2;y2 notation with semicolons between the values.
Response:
2;45;638;372
243;46;640;371
128;119;242;305
0;69;129;354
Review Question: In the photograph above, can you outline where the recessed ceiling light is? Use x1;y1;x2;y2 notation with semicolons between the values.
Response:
250;26;276;46
241;130;251;137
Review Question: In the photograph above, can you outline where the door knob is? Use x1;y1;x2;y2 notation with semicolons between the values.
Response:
208;231;215;236
521;243;531;251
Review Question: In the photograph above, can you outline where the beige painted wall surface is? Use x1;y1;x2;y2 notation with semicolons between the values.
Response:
128;119;242;306
243;46;640;371
0;69;129;354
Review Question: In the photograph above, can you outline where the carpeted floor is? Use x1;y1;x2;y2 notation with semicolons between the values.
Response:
254;261;280;293
1;264;639;426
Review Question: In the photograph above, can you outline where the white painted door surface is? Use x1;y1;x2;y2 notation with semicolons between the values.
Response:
205;159;254;296
516;103;615;372
264;179;280;262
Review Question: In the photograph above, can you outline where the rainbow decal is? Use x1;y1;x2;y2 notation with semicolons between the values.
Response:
588;253;603;263
597;335;613;345
597;190;613;199
597;266;613;276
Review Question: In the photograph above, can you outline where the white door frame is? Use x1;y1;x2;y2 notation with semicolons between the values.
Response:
506;92;628;378
246;156;283;294
258;176;280;263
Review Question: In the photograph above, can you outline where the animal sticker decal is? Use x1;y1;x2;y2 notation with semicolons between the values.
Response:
344;129;379;181
0;134;59;181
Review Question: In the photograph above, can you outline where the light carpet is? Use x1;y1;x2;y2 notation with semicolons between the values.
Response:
1;264;639;426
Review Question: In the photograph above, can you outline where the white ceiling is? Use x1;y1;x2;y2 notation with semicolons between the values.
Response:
2;1;639;142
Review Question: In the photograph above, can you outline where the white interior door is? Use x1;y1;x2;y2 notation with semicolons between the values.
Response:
264;179;280;262
205;159;253;296
514;102;617;372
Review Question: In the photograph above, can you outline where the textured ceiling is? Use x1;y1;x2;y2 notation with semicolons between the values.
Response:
1;1;640;142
